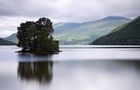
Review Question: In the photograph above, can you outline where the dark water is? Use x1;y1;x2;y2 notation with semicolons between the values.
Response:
0;46;140;90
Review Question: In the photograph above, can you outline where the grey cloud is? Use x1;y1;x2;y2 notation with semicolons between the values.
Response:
0;0;57;17
57;0;140;21
0;0;24;16
0;0;139;21
0;0;140;37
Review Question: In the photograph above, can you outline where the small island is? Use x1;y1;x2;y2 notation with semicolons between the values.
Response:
17;17;59;54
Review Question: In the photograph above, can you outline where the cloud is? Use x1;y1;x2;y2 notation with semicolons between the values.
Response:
0;0;139;37
0;0;139;19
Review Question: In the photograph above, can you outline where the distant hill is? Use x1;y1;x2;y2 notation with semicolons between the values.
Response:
4;33;18;43
54;16;130;44
54;22;81;34
0;38;16;45
4;16;130;44
92;16;140;45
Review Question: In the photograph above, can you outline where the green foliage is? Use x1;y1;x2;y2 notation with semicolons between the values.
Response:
17;17;59;53
92;16;140;45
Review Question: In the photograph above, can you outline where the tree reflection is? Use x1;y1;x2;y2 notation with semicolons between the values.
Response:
17;61;53;84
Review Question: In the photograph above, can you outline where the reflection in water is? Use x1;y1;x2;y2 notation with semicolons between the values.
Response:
17;61;53;84
1;60;140;90
17;53;53;62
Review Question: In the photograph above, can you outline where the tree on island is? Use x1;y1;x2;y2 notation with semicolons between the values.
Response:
17;17;59;54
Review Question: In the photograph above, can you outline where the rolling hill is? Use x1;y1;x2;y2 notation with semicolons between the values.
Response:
4;16;130;45
0;38;16;45
92;16;140;45
54;16;130;44
4;33;18;43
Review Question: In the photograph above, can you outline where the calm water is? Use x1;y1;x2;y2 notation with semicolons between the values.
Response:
0;45;140;90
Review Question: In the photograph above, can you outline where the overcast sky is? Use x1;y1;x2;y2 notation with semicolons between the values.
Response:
0;0;139;37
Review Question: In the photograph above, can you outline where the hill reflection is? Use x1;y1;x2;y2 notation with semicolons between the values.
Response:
17;61;53;84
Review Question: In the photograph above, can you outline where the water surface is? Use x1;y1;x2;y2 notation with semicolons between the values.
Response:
0;45;140;90
1;45;140;61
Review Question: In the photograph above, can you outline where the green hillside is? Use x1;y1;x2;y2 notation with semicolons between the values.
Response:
4;16;130;45
0;38;16;45
54;16;130;44
92;16;140;45
4;33;18;43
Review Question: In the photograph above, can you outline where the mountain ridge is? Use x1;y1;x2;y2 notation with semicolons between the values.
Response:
3;16;131;45
92;16;140;45
54;16;130;44
0;38;16;45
